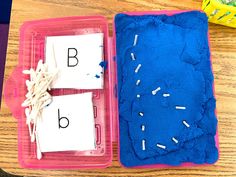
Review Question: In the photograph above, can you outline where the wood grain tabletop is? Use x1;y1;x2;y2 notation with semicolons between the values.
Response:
1;0;236;176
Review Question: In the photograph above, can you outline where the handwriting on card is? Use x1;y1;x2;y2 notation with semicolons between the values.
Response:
58;109;70;129
37;93;96;152
46;33;104;89
67;48;79;67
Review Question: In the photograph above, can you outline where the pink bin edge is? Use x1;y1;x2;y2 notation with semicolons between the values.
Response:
4;15;113;169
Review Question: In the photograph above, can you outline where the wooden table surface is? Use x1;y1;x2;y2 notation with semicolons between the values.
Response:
1;0;236;176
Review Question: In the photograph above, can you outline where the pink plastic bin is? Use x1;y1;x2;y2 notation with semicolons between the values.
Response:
4;16;114;169
4;10;219;169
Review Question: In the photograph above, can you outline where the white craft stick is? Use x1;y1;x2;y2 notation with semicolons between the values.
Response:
25;79;32;87
25;107;30;118
30;69;36;81
131;53;135;60
41;63;48;73
32;108;40;122
25;108;32;137
141;125;145;131
38;92;51;102
136;79;141;86
35;132;42;160
163;93;170;97
133;34;138;46
156;143;166;149
135;64;142;73
142;140;146;150
26;92;32;99
36;60;43;73
27;123;32;137
25;108;31;125
52;44;58;69
32;79;54;99
21;100;28;107
152;87;161;95
31;133;35;142
139;112;144;117
22;59;58;159
22;70;31;74
31;121;36;142
176;106;186;110
40;98;52;108
172;137;179;144
183;120;190;128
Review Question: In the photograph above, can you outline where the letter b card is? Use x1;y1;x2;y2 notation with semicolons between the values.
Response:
36;92;96;152
45;33;104;89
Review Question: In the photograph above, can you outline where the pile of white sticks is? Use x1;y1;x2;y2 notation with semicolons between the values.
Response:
21;60;58;159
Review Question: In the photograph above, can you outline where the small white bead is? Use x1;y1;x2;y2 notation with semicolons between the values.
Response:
142;140;146;150
176;106;186;110
156;144;166;149
172;137;179;144
152;87;161;95
131;53;135;60
141;125;145;131
139;112;144;117
135;64;142;73
136;80;141;86
183;120;190;128
133;34;138;46
163;93;170;97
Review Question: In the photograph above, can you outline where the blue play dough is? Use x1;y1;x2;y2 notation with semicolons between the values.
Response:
95;74;100;78
115;11;218;167
99;61;108;70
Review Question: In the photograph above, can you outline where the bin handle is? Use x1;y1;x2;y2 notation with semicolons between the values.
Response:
4;65;24;120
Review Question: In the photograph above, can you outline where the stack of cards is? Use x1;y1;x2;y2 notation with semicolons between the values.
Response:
36;33;104;155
